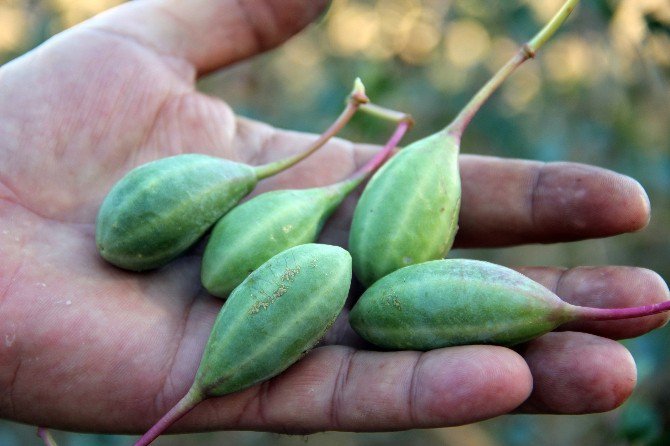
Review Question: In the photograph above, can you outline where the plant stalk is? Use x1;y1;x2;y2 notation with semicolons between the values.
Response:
37;427;58;446
359;102;415;127
445;0;580;140
253;79;370;180
133;386;203;446
335;119;412;197
574;300;670;321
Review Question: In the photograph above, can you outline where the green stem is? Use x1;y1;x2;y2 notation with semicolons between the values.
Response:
445;0;580;140
133;386;204;446
37;428;58;446
359;102;415;127
253;79;369;180
527;0;581;54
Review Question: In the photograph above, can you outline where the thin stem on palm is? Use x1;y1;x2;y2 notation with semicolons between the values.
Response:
133;386;203;446
253;78;370;180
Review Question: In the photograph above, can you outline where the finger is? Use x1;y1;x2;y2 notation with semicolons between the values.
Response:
152;345;532;434
517;332;637;414
243;133;652;247
517;266;670;339
455;155;651;247
84;0;330;76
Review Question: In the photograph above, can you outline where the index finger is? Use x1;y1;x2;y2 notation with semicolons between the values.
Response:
229;122;652;247
455;155;650;247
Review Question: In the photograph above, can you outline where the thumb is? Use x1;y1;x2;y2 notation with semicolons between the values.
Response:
85;0;330;76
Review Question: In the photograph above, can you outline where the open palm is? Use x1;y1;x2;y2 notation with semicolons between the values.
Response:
1;0;668;437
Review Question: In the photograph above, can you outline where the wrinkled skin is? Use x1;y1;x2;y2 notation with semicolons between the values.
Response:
0;0;668;436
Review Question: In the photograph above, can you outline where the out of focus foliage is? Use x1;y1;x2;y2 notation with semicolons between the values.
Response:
1;0;669;445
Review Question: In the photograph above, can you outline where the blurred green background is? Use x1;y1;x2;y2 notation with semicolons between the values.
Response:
1;0;668;445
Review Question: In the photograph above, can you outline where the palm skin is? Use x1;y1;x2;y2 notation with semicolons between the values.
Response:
0;0;668;437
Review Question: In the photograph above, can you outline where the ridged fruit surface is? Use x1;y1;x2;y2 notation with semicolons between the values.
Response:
349;131;461;287
201;187;345;298
195;243;352;396
349;259;572;349
96;154;256;271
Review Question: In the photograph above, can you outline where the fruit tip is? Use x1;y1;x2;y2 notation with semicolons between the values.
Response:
350;77;369;105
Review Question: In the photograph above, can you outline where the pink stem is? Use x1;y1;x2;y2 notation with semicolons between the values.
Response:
37;427;58;446
338;120;411;194
574;300;670;321
133;387;203;446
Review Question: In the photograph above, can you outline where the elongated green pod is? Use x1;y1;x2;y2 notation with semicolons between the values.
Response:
349;259;670;350
349;131;460;287
201;186;346;297
96;154;257;271
350;259;567;349
133;243;352;446
348;0;580;286
197;243;351;394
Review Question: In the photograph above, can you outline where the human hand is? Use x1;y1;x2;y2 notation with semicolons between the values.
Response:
0;0;668;437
